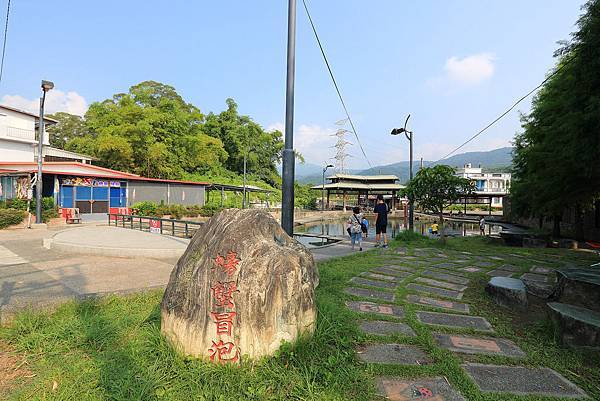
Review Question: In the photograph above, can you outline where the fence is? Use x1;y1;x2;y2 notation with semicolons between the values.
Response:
107;213;203;238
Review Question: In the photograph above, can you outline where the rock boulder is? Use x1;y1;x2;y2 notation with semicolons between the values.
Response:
485;277;528;310
161;209;318;363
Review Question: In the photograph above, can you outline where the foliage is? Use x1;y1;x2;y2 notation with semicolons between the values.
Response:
294;183;318;210
511;0;600;238
394;230;429;243
131;201;157;216
0;209;25;229
46;112;88;149
1;197;55;212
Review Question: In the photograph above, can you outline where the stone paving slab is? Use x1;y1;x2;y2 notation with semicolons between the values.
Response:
486;269;514;278
497;264;521;272
422;270;470;285
520;272;552;283
407;283;464;300
453;259;472;264
433;333;525;358
381;265;417;273
375;377;467;401
344;287;395;302
360;272;401;282
346;301;404;318
359;320;416;337
406;294;470;313
350;277;398;290
460;266;485;273
356;344;431;365
372;267;412;279
416;311;494;332
462;363;588;398
475;261;496;268
415;277;468;292
531;266;553;274
433;262;460;269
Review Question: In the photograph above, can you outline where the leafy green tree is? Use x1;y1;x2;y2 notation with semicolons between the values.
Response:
46;112;88;149
512;0;600;239
403;165;473;243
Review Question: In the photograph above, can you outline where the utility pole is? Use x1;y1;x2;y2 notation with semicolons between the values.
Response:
36;80;54;224
321;164;333;212
281;0;296;236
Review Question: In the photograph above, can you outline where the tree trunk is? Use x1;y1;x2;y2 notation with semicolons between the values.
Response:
553;214;561;238
538;215;544;230
574;203;585;241
439;211;446;245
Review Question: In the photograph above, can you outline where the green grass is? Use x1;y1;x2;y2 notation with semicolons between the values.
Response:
1;236;600;400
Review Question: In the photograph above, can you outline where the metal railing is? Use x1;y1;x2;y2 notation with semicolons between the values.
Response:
107;213;203;238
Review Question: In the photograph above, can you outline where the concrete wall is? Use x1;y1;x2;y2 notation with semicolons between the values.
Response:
0;140;34;161
128;181;205;207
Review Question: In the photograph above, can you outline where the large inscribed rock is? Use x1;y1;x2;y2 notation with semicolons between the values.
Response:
161;209;318;363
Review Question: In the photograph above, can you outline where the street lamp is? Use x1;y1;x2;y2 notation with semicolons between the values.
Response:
321;164;334;212
36;80;54;224
390;114;414;231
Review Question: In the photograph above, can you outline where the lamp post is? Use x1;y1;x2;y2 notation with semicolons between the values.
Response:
280;0;297;236
321;164;334;212
36;80;54;224
390;114;414;231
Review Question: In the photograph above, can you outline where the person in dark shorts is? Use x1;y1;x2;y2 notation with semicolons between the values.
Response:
373;194;388;248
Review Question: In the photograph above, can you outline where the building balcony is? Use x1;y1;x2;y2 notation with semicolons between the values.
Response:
0;125;49;145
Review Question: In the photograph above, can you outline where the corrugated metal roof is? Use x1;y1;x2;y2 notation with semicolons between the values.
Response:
326;173;399;181
0;104;59;123
311;182;405;191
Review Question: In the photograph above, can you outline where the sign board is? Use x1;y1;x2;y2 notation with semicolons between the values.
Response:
149;219;161;234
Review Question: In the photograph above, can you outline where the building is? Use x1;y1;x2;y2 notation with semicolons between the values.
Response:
312;174;405;210
454;164;511;208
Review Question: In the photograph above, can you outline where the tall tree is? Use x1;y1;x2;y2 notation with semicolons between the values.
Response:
512;0;600;238
403;165;473;243
46;112;88;149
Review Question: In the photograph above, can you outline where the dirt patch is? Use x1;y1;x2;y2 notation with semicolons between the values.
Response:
0;341;32;397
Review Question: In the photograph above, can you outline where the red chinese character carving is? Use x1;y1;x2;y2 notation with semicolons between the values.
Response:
214;251;240;277
208;340;239;364
211;311;236;336
210;281;237;309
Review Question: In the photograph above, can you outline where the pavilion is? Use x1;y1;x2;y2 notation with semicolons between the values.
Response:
311;173;405;211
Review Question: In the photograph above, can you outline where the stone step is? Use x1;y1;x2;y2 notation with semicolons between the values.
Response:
375;377;466;401
462;363;587;398
547;302;600;349
356;344;431;365
345;301;404;318
486;269;514;278
406;294;470;313
433;333;525;358
406;283;464;300
414;277;468;292
359;320;416;337
359;272;401;282
422;270;470;285
485;277;528;310
371;267;412;278
350;277;398;290
416;311;493;332
344;287;395;302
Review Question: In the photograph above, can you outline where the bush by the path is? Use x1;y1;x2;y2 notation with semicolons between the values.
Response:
0;209;25;229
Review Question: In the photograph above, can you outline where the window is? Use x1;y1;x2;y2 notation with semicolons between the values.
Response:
92;187;108;201
61;186;74;208
75;186;91;200
0;177;16;200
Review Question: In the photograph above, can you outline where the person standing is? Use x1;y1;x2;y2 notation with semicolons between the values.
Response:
479;216;486;235
361;216;369;239
348;206;363;251
373;195;388;248
431;220;439;235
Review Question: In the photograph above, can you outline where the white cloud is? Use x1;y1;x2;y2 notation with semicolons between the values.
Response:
427;53;495;89
1;90;88;116
268;122;338;165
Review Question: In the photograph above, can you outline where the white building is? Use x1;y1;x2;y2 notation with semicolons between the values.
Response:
454;163;511;208
0;104;92;163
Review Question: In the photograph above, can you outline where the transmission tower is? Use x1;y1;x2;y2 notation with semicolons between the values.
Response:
331;129;352;174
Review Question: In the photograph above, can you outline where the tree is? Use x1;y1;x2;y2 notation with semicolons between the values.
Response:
46;112;88;149
403;165;473;243
511;0;600;239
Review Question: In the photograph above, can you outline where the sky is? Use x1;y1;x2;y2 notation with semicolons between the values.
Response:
0;0;585;169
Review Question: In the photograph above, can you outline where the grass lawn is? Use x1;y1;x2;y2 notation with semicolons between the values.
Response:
1;235;599;400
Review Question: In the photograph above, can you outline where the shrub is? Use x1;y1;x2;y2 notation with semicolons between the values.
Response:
394;230;428;243
0;209;26;229
184;205;202;217
167;205;186;220
132;201;158;216
200;204;222;217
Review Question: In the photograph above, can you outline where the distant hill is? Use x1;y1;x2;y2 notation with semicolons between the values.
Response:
296;147;514;185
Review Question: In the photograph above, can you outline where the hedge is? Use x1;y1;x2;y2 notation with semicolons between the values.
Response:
0;209;26;229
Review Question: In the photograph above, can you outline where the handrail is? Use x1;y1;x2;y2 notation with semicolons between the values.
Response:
107;213;203;239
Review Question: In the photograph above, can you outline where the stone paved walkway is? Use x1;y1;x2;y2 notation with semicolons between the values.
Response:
343;246;589;400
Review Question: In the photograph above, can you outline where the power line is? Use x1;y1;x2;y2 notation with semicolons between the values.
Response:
0;0;10;88
301;0;372;168
432;54;576;165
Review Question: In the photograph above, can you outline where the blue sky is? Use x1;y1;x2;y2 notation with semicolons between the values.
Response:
0;0;584;168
